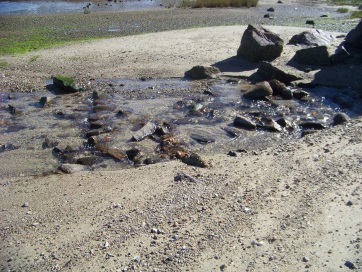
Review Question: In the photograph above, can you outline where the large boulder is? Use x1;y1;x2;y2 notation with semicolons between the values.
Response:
237;24;284;62
294;46;331;66
345;20;362;50
185;65;220;79
257;61;302;84
242;81;273;100
288;29;334;46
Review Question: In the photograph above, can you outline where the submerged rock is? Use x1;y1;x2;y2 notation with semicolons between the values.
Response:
132;122;157;141
234;115;257;130
58;164;89;174
242;81;273;100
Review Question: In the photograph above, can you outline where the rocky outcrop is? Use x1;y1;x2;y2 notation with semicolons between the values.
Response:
288;29;334;46
294;46;331;66
237;24;284;62
185;65;220;79
257;62;302;84
242;81;273;100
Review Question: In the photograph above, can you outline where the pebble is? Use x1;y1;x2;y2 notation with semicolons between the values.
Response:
21;202;29;207
102;241;109;249
251;240;264;246
344;260;356;269
346;200;353;206
302;256;310;262
220;264;227;271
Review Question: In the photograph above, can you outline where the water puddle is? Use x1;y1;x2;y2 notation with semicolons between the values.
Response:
0;0;162;15
0;77;360;178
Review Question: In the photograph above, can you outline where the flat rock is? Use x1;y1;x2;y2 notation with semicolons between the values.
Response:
288;29;334;46
257;61;302;84
234;115;256;130
132;122;157;141
58;164;89;174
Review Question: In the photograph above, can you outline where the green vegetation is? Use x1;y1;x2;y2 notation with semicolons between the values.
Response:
53;75;75;86
337;7;349;12
328;0;361;5
180;0;258;8
351;10;362;17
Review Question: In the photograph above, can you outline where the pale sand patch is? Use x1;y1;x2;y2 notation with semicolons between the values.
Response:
1;25;345;89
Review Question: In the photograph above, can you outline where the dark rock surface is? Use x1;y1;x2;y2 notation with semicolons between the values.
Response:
294;46;331;66
237;24;284;62
288;30;334;46
242;81;273;100
234;115;257;130
257;61;302;84
185;65;220;79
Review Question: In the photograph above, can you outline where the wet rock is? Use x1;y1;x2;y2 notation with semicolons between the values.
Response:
39;96;53;107
299;122;326;130
333;112;350;126
234;115;256;130
126;148;142;163
96;144;127;161
181;153;209;168
87;136;98;146
191;131;216;144
58;164;89;174
86;126;113;137
268;79;287;95
184;65;220;79
222;126;242;137
281;88;293;100
257;61;302;84
288;30;334;46
293;90;309;100
52;75;81;93
143;157;160;165
242;81;273;100
258;117;282;132
267;7;274;12
77;156;101;166
237;24;284;62
117;108;132;117
294;46;331;66
132;122;157;141
276;117;290;128
89;120;108;129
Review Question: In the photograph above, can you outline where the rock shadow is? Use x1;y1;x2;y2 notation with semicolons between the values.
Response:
45;84;78;95
212;56;260;73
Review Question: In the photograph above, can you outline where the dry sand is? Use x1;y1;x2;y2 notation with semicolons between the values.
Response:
1;25;362;271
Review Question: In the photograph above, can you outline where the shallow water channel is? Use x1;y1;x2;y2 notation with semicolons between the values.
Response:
0;77;359;178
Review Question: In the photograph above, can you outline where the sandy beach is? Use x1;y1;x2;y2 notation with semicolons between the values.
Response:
1;1;362;271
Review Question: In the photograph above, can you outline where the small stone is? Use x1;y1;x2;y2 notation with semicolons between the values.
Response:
102;241;109;249
21;202;29;207
220;264;227;271
251;240;264;246
344;260;356;269
227;151;238;157
302;256;310;262
346;200;353;206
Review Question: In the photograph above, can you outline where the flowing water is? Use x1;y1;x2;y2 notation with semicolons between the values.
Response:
1;77;360;178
